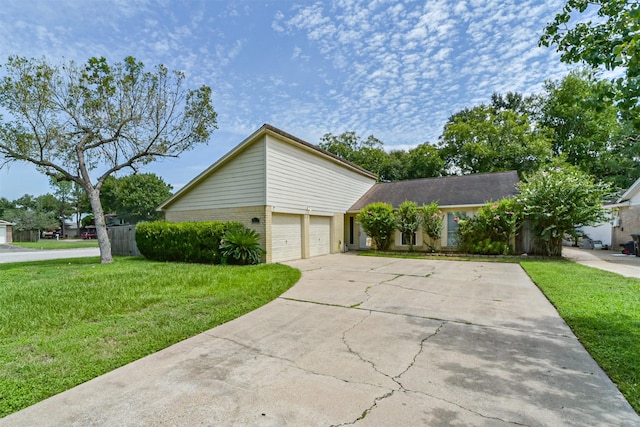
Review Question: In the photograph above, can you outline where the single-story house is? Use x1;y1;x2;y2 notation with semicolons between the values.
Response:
610;176;640;250
0;220;14;244
158;124;520;262
346;171;520;251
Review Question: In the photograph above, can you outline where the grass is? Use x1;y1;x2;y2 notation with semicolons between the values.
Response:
0;257;301;417
520;260;640;413
10;240;99;250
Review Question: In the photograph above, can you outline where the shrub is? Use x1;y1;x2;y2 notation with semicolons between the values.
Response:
136;221;243;263
356;202;395;250
420;202;443;251
456;198;520;255
396;201;421;251
517;165;612;257
220;227;265;265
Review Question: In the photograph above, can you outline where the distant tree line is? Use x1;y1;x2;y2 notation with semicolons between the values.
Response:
320;72;639;190
1;173;172;235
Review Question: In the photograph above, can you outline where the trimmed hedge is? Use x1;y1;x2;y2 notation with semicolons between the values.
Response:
136;221;243;264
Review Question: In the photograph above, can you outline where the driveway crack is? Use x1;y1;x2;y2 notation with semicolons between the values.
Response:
336;316;449;425
402;389;532;426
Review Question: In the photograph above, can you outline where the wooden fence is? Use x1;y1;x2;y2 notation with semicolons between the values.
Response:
12;230;39;242
109;225;141;257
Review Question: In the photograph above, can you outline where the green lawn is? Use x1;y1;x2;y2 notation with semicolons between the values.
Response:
0;257;300;417
521;260;640;413
10;240;99;250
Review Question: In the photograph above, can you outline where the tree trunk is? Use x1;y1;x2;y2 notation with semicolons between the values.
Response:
87;189;113;263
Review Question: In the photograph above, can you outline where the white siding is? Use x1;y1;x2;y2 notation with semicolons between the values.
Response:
309;216;331;257
165;137;266;212
271;214;302;262
265;136;375;215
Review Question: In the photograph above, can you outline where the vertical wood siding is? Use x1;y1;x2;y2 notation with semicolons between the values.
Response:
265;136;375;214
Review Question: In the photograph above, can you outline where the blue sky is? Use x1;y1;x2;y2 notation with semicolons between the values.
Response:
0;0;577;201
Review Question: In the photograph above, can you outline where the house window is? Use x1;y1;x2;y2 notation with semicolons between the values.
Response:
401;232;417;246
447;212;467;246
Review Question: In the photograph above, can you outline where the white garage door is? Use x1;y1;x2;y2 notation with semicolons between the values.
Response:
309;216;331;257
0;226;5;244
271;214;302;262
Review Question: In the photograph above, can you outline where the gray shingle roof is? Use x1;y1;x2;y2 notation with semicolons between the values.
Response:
349;171;520;211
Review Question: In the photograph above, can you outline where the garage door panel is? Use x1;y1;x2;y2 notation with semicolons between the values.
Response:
271;214;302;262
310;216;330;257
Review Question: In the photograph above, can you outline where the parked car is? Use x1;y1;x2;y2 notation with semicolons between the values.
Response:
42;230;61;239
82;231;97;239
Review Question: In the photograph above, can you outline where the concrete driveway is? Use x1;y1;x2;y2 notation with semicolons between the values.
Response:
1;254;638;426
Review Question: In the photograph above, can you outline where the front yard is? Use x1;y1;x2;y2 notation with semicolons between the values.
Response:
0;257;300;417
1;254;638;417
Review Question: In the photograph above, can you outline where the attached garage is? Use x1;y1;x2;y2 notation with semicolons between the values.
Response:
271;214;302;262
0;225;5;244
158;124;378;263
309;216;331;257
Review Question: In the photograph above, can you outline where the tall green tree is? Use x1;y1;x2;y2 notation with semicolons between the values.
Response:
3;193;59;233
541;0;640;124
439;102;553;176
101;173;173;223
48;178;76;237
403;143;444;180
0;197;14;218
319;132;393;181
517;164;612;257
540;72;635;186
0;56;217;263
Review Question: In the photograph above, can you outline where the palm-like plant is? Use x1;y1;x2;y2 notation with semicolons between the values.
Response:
220;227;265;265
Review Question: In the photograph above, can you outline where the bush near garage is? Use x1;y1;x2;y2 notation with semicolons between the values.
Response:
456;198;520;255
136;221;244;264
220;227;265;265
356;202;396;251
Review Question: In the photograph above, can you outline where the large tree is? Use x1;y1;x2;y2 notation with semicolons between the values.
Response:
319;132;393;181
0;56;217;262
403;143;444;180
3;193;60;233
48;178;76;237
319;131;444;181
540;72;637;187
100;173;172;223
540;0;640;123
438;102;553;176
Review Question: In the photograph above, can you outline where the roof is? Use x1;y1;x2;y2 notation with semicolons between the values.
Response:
158;124;377;210
349;171;520;211
617;176;640;204
0;220;14;225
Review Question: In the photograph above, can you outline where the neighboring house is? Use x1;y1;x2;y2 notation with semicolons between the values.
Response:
0;220;14;244
158;124;521;262
610;176;640;250
158;124;377;263
346;172;521;251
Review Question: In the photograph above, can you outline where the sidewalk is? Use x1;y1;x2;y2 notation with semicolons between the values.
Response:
562;247;640;279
